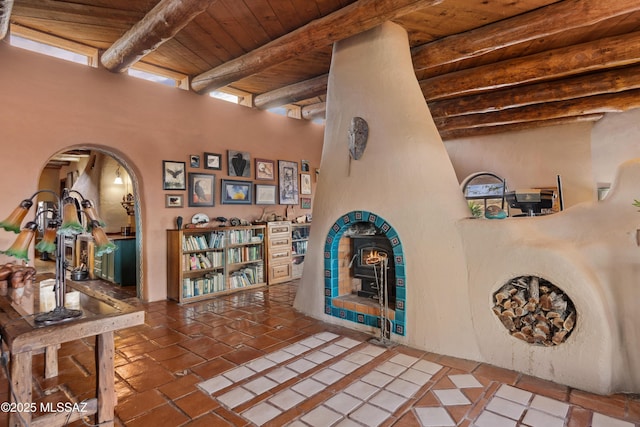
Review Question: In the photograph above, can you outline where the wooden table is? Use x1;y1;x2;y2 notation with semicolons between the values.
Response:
0;276;144;427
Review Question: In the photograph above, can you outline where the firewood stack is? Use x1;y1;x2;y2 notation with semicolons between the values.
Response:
492;276;576;346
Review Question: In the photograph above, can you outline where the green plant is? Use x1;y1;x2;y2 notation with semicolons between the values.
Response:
468;201;483;218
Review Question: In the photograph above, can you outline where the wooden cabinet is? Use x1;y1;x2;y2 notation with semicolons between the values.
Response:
291;223;310;279
167;225;266;303
93;236;137;286
266;221;292;284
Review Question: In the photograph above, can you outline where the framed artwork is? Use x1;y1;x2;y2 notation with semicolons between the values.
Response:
163;160;186;190
188;173;215;207
300;173;312;195
165;194;184;208
228;150;251;177
221;179;252;204
278;160;299;204
301;160;310;172
255;184;277;205
204;152;222;170
300;197;311;209
255;158;275;180
190;154;200;168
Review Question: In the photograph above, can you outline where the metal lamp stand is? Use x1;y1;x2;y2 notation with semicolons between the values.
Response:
34;229;82;325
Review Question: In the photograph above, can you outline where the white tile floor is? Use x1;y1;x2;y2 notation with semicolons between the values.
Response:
196;332;639;426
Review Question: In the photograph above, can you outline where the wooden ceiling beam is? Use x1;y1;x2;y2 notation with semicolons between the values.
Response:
191;0;443;93
429;65;640;119
254;74;328;110
435;89;640;132
0;0;13;40
411;0;640;73
439;114;604;141
301;102;327;120
101;0;216;73
421;31;640;101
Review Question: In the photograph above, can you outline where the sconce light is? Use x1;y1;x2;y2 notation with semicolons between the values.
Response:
114;166;124;185
0;189;116;324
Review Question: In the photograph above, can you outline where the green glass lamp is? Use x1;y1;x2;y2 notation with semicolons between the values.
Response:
0;199;34;233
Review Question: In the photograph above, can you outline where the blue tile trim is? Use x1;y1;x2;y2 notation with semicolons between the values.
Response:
323;210;406;337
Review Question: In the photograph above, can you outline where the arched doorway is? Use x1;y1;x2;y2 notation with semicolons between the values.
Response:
37;148;143;299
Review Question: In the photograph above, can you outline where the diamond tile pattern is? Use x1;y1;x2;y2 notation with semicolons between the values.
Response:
14;280;639;427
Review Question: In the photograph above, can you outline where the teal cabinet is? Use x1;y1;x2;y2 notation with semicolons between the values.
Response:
94;237;136;286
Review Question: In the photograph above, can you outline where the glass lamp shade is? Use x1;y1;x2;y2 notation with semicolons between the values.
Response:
2;221;38;261
81;199;106;227
0;199;34;233
91;221;116;256
58;197;84;236
35;221;59;254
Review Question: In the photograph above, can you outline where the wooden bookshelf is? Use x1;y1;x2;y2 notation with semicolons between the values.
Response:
291;223;310;279
167;224;266;303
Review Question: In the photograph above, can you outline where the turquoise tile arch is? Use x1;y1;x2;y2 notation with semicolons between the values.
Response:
324;211;406;336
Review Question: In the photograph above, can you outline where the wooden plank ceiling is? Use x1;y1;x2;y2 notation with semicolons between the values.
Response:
4;0;640;139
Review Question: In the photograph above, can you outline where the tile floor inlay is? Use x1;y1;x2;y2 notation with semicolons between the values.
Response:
8;279;639;426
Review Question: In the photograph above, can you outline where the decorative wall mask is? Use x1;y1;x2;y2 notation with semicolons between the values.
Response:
348;117;369;160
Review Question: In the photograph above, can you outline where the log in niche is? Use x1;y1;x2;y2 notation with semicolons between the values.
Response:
493;275;576;346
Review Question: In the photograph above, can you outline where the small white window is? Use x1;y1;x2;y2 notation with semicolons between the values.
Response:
9;34;89;65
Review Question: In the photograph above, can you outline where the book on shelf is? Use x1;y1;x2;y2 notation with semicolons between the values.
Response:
182;272;225;298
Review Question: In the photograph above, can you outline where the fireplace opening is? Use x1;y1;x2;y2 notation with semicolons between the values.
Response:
351;235;396;305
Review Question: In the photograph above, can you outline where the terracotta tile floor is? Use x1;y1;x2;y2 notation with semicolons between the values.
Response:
1;280;639;426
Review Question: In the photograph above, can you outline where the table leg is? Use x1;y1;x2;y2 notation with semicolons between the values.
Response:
9;351;32;427
96;331;115;427
44;345;58;379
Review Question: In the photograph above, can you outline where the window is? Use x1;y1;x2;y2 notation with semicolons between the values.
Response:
127;68;176;87
9;34;90;65
209;91;239;104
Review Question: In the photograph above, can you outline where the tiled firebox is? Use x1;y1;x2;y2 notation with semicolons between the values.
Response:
324;211;406;336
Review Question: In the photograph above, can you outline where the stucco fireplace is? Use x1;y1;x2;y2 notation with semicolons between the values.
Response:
293;21;640;395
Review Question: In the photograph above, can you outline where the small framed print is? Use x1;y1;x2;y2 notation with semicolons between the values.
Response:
204;152;222;170
228;150;251;177
301;160;310;172
190;154;200;168
278;160;299;204
188;173;215;207
165;194;183;208
300;197;311;209
255;184;277;205
300;173;312;195
221;179;252;204
255;158;275;180
163;160;186;190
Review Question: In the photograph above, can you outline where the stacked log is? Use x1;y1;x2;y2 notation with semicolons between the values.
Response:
492;276;576;346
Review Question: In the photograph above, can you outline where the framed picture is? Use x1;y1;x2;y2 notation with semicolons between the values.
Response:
301;160;310;172
204;152;222;170
300;173;312;195
255;184;277;205
221;179;252;204
255;158;275;180
300;197;311;209
228;150;251;177
188;173;215;207
163;160;186;190
278;160;299;204
190;154;200;168
165;194;184;208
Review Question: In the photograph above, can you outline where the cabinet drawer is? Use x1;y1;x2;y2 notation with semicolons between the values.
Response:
270;249;291;260
269;237;290;248
270;263;292;280
268;221;291;235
